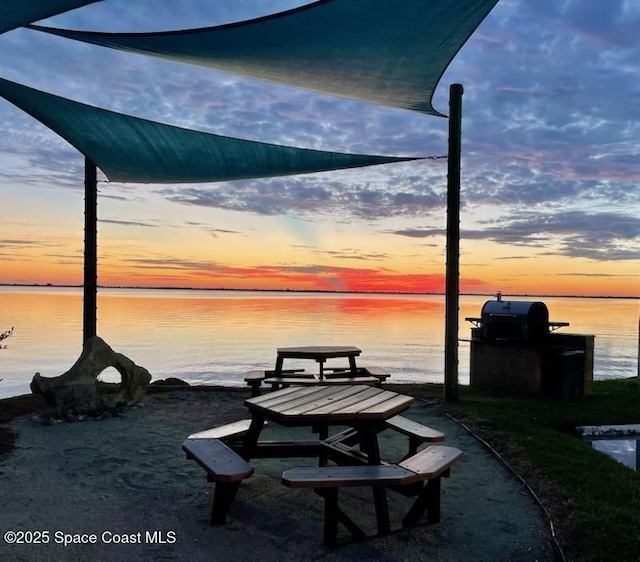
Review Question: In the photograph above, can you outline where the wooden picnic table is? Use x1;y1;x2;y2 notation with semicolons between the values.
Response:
243;384;414;530
274;346;362;380
184;384;458;543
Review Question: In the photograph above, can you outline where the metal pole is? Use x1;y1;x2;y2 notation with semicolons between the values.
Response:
444;84;463;403
83;157;98;343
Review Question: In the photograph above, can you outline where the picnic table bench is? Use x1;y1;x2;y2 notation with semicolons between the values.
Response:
282;445;463;547
245;366;390;396
245;346;392;396
182;437;254;524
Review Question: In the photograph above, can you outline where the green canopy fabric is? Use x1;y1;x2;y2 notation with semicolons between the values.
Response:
30;0;499;116
0;77;420;184
0;0;101;35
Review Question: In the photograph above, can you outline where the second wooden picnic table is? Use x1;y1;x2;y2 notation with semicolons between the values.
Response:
274;345;362;380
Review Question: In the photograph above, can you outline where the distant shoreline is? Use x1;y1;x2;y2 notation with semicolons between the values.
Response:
0;283;637;300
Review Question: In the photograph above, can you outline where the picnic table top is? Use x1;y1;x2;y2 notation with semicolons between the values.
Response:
245;384;413;425
276;346;362;360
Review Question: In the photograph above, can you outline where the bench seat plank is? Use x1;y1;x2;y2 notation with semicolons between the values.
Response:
182;438;253;483
264;376;379;387
399;445;463;480
361;366;391;380
245;368;308;381
187;418;266;441
283;464;414;488
385;415;445;442
245;369;311;396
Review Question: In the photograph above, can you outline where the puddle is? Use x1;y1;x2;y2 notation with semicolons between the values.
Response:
577;425;640;471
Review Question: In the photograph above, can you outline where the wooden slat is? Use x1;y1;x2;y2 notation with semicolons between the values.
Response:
263;376;378;387
399;445;463;481
245;384;318;408
263;376;321;385
270;385;356;413
316;376;378;385
248;386;341;418
282;464;414;488
385;415;445;442
244;370;266;381
265;368;308;376
277;386;370;416
277;346;361;358
244;387;300;406
182;438;254;483
329;391;409;419
357;394;415;419
362;366;391;379
187;419;262;440
307;386;384;416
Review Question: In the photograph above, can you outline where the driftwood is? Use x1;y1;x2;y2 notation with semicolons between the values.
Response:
31;336;152;415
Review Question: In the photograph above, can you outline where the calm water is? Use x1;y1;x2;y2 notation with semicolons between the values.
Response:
591;439;639;471
0;287;637;399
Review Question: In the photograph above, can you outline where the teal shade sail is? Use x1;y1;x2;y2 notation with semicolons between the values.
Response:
0;0;101;35
30;0;500;116
0;77;421;184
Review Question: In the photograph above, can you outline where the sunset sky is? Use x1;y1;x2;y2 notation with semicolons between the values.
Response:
0;1;638;297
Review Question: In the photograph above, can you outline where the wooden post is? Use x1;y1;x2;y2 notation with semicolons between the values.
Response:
444;84;463;403
83;157;98;343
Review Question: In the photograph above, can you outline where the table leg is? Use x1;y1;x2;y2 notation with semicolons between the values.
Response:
348;355;358;375
357;424;381;464
242;414;265;461
313;423;329;466
357;423;390;535
274;355;284;376
210;481;241;525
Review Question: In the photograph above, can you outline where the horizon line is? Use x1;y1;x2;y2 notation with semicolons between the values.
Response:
0;283;637;300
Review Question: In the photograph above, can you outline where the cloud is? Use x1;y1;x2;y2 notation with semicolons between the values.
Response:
160;162;446;221
117;255;457;293
99;218;158;228
0;0;638;295
467;210;640;260
390;228;443;239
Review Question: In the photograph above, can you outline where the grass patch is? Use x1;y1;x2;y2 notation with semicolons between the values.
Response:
400;378;640;562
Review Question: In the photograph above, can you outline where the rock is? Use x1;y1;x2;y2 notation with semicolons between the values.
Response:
150;377;190;387
30;336;152;416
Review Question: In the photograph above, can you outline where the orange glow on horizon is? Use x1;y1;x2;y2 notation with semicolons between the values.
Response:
0;244;636;297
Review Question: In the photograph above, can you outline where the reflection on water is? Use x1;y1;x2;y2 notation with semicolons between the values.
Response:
0;287;637;399
592;439;639;471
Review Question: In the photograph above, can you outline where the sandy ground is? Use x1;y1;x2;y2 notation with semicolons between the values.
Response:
0;389;556;561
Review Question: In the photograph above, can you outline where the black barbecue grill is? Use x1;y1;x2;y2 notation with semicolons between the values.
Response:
466;296;591;398
466;299;569;342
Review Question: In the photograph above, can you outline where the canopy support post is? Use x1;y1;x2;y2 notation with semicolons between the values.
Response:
83;157;97;344
444;84;463;403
